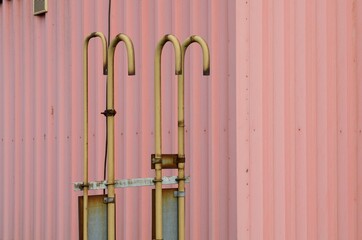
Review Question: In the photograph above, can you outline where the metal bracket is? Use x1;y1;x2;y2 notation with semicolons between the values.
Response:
78;183;89;190
151;157;162;165
103;197;115;204
73;176;191;191
175;177;186;182
151;154;185;169
152;179;163;183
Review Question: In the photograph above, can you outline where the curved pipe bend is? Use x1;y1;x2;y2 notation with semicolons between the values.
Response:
108;33;136;76
182;35;210;75
155;34;183;75
154;34;182;157
153;34;183;240
82;31;108;240
106;33;135;240
84;32;108;75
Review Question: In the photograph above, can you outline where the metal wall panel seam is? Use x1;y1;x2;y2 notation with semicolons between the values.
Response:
122;2;141;239
0;0;362;239
13;0;22;239
315;0;331;239
45;0;57;237
139;1;155;238
2;2;15;239
227;0;251;238
189;0;208;239
210;0;222;238
336;0;357;238
273;0;286;238
69;0;84;239
0;2;4;238
285;1;297;239
262;0;274;239
357;1;362;239
33;15;44;240
294;0;308;238
325;0;339;237
22;0;35;238
55;1;68;238
305;1;318;239
346;0;358;238
249;0;264;239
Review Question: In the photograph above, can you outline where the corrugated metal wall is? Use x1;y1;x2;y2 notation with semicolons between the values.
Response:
0;0;361;239
231;0;362;239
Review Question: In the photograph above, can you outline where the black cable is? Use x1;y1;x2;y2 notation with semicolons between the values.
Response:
108;0;111;46
103;0;111;195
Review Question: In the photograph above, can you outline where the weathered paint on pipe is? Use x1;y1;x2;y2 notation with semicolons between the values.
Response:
74;176;191;191
178;35;210;240
83;31;108;240
0;0;362;239
153;34;182;240
107;33;135;240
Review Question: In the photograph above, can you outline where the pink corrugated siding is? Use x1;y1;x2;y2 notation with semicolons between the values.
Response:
0;0;361;239
244;0;361;239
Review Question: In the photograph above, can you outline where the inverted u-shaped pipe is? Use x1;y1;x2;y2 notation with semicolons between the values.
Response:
154;34;182;158
177;35;210;240
106;33;135;240
154;34;182;240
83;32;108;240
178;35;210;157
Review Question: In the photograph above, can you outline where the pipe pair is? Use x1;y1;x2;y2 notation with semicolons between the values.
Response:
83;32;135;240
154;34;210;240
83;32;210;240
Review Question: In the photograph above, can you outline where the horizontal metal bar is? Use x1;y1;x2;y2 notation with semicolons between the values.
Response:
73;176;190;191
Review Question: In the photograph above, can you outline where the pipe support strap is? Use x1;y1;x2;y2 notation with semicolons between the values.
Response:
101;109;117;117
174;191;185;198
103;197;115;204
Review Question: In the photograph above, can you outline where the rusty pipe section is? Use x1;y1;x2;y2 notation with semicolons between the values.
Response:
177;35;210;240
154;34;182;240
83;32;108;240
106;33;135;240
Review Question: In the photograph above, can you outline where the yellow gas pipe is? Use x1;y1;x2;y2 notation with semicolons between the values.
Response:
154;34;182;240
83;32;108;240
178;35;210;240
106;33;135;240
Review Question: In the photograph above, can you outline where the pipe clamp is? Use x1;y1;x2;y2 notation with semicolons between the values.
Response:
174;191;185;198
101;109;117;117
103;197;115;204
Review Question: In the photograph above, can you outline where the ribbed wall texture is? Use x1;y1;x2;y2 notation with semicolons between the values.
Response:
0;0;361;239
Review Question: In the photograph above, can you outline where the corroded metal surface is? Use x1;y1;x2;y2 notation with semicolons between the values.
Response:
74;176;190;191
0;0;361;239
79;195;108;240
152;188;179;240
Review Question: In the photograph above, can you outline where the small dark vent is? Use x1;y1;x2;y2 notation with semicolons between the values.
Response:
33;0;47;15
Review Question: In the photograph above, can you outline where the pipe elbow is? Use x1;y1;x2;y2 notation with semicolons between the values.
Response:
109;33;136;76
84;32;108;75
182;35;210;76
155;34;183;75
